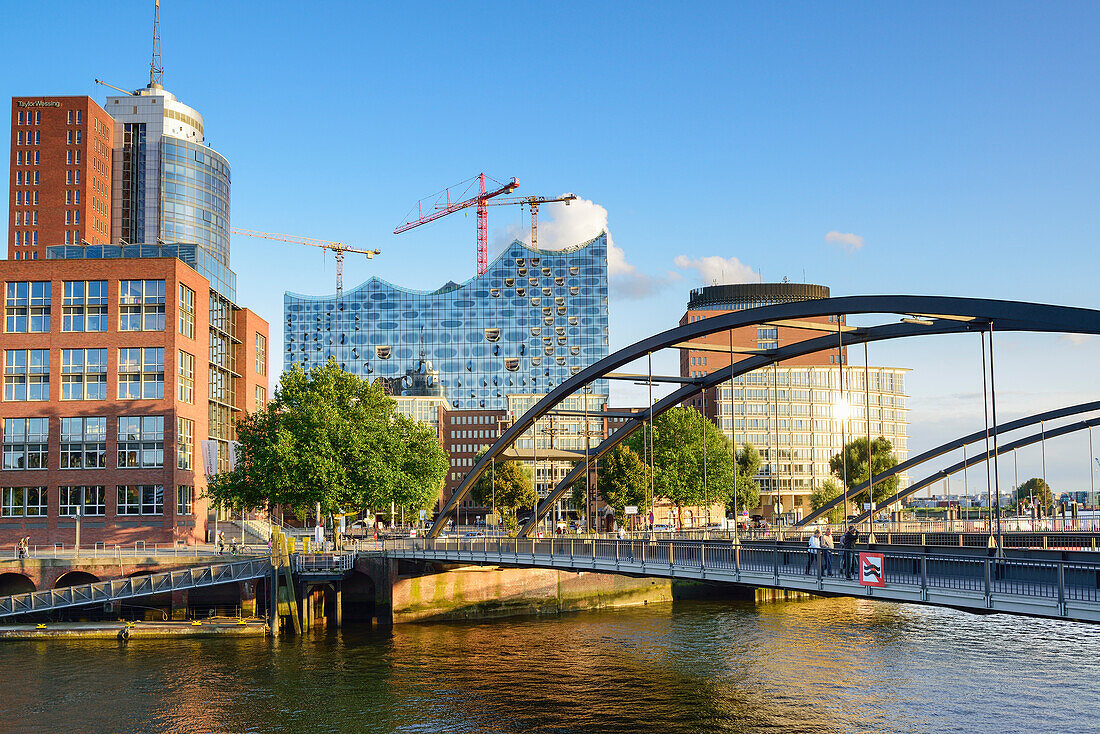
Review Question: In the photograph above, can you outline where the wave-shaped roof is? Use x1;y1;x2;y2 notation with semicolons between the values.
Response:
285;231;607;301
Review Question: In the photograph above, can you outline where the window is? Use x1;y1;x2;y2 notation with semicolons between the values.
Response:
255;385;266;410
61;349;108;400
178;284;195;338
118;348;164;399
68;110;73;124
5;281;51;333
117;416;164;469
4;350;49;401
119;280;165;331
3;418;48;471
176;485;193;515
63;280;108;332
59;486;105;516
61;417;107;469
75;110;81;125
178;351;194;403
1;487;47;517
255;333;267;375
117;485;163;516
177;417;193;470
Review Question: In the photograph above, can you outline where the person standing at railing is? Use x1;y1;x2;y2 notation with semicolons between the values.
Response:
821;528;835;576
805;530;821;574
840;526;859;579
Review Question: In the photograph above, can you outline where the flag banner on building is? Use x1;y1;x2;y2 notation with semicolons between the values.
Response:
201;440;219;478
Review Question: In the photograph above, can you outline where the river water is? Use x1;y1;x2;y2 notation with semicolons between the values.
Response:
2;597;1097;734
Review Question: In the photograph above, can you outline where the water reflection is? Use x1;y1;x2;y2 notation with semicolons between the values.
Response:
1;598;1097;733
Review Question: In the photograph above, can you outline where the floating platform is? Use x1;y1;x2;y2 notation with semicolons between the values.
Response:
0;619;268;640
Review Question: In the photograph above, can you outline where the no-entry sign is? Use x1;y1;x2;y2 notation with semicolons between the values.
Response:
859;552;886;587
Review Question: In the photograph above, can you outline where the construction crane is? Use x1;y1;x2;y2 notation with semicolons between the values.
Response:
231;228;380;295
480;194;578;249
394;173;519;275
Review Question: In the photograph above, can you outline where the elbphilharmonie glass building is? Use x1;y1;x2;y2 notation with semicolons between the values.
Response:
284;234;610;410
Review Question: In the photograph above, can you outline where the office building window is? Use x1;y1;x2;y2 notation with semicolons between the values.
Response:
119;279;165;331
60;417;107;469
117;416;164;469
1;487;46;517
255;333;267;375
2;418;48;471
178;350;194;403
117;485;163;516
61;349;108;400
4;350;49;401
118;347;164;399
5;281;51;333
62;280;108;332
255;385;266;411
178;284;195;338
59;486;106;516
177;417;193;470
176;485;193;515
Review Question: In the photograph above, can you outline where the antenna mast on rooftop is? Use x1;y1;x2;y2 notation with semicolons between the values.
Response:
150;0;164;87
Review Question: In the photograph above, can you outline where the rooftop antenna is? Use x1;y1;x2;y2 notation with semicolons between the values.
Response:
149;0;164;88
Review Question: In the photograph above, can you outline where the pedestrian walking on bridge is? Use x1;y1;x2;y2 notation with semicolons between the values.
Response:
821;528;835;576
841;525;859;579
805;530;821;574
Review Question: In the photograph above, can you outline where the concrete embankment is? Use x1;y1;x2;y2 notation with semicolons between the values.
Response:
0;620;268;640
390;563;678;623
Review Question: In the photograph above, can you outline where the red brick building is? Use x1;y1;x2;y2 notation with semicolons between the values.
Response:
2;88;269;548
0;257;268;547
9;97;113;262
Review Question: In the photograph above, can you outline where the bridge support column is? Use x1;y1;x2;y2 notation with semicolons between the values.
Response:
171;589;189;621
334;582;342;629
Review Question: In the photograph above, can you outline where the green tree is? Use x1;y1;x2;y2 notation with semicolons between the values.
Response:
810;478;846;524
470;448;535;530
208;359;447;519
828;436;900;506
596;445;651;523
624;407;739;527
1014;477;1053;509
733;441;762;516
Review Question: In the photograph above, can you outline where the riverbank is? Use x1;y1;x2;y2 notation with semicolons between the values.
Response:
0;619;268;640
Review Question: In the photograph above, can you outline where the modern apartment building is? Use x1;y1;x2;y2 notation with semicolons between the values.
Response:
1;82;267;548
679;283;909;521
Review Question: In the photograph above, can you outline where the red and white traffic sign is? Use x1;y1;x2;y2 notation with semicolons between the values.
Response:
859;552;886;587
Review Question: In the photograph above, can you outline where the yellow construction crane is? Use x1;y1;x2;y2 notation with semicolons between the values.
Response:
232;228;381;295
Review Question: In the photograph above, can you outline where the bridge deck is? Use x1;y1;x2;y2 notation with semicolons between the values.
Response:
386;538;1100;623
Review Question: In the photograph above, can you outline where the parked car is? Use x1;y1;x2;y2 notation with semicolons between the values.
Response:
653;524;673;532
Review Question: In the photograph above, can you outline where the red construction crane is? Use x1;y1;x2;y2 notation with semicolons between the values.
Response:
394;173;519;275
480;194;578;249
232;228;380;295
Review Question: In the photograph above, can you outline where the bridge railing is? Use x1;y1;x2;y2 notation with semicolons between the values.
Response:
384;537;1100;610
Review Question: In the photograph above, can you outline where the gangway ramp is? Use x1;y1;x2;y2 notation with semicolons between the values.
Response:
0;557;272;619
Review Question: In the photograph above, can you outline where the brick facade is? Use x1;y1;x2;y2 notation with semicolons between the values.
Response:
9;97;113;261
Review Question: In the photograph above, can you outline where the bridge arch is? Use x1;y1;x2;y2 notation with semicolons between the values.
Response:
797;400;1100;526
428;295;1100;538
0;572;34;596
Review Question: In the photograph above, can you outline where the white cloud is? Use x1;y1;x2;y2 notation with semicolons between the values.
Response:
672;255;762;286
825;230;865;253
493;196;673;300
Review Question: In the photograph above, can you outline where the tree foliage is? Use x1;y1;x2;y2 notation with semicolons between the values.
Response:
469;447;536;525
621;407;755;525
596;445;650;522
208;359;448;518
1015;477;1053;509
810;478;847;524
828;436;900;505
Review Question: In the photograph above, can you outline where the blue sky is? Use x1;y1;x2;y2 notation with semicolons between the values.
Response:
4;1;1100;493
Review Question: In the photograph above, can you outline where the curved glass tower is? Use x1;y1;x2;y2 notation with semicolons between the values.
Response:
285;234;610;410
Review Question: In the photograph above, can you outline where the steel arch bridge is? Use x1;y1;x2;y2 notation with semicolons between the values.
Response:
429;296;1100;539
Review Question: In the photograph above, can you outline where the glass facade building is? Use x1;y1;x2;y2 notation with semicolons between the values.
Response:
160;138;231;264
285;235;610;411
